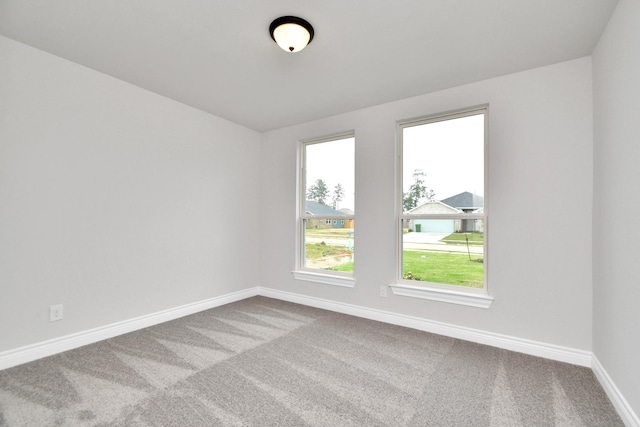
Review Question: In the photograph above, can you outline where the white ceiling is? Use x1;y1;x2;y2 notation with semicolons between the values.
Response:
0;0;618;132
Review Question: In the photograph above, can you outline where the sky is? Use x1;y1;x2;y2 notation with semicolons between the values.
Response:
304;113;484;212
403;113;484;201
305;137;355;212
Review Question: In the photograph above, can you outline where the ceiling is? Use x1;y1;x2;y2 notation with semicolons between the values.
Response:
0;0;619;132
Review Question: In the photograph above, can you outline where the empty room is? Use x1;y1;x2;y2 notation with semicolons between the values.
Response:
0;0;638;425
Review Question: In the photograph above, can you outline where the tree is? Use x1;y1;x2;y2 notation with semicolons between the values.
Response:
332;183;344;209
307;179;329;205
403;169;435;212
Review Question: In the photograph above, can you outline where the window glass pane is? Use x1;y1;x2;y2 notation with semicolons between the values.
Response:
303;219;355;273
302;135;355;275
305;137;355;213
403;114;484;212
402;220;484;288
400;110;486;290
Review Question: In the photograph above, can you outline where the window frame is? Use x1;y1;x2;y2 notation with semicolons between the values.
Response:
393;106;492;307
293;132;356;287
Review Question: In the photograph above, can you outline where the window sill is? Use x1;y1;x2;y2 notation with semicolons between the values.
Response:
292;270;356;288
388;283;493;309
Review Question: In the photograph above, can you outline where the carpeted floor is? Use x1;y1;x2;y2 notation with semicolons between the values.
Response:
0;296;623;426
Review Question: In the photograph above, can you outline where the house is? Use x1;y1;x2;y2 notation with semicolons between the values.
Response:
408;192;484;233
338;208;355;229
440;191;484;213
440;191;484;232
305;200;347;229
0;1;638;424
408;200;462;233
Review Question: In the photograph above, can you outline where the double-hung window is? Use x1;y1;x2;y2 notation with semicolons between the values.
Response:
295;133;355;287
395;107;490;306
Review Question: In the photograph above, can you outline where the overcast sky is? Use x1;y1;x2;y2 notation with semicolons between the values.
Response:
403;113;484;201
305;136;355;211
304;113;484;212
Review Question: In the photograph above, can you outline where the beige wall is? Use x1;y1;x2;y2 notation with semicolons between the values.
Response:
0;36;262;351
261;57;594;351
593;0;640;417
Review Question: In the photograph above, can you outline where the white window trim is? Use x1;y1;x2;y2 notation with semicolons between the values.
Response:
293;270;356;288
388;282;493;308
294;131;355;286
396;106;490;305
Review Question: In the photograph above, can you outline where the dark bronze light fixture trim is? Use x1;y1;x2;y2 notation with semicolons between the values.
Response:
269;16;315;52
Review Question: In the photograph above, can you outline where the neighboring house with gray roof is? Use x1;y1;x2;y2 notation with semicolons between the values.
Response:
408;192;484;233
440;191;483;232
305;201;347;229
408;201;461;233
338;208;355;228
440;191;484;213
408;200;462;215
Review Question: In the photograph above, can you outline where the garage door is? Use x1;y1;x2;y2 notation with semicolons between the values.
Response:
414;219;454;233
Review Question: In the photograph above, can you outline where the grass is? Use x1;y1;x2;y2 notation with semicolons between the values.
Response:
323;250;483;286
305;232;483;287
402;250;483;288
304;242;354;273
305;242;350;259
305;228;354;239
330;261;354;272
440;232;484;245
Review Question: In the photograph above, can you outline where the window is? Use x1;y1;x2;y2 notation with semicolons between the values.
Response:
397;107;488;296
295;133;355;286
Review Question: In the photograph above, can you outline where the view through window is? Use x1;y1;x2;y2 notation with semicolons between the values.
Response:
400;108;486;290
301;134;355;275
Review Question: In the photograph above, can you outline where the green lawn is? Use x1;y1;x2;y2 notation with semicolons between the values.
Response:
440;232;484;245
402;250;483;288
306;237;484;288
305;228;354;239
330;260;354;273
325;250;483;287
305;242;350;259
305;242;354;273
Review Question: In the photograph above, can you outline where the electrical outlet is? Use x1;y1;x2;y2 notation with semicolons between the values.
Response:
380;285;388;298
50;304;63;322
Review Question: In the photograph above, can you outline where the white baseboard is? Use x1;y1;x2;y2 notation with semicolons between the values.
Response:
2;285;635;426
260;287;640;424
0;286;590;370
258;287;592;367
0;287;259;370
592;355;640;427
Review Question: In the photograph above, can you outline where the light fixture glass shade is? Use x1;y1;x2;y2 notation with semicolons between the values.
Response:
273;23;310;52
270;16;314;53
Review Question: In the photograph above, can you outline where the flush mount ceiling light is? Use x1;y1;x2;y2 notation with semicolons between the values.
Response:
269;16;314;53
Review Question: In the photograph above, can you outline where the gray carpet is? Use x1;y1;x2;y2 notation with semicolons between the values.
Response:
0;296;622;426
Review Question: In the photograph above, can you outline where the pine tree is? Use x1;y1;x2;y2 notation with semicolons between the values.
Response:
332;183;344;209
403;169;435;212
307;179;330;205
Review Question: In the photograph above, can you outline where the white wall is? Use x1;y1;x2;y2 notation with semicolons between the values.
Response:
593;0;640;416
0;36;261;352
261;57;594;351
